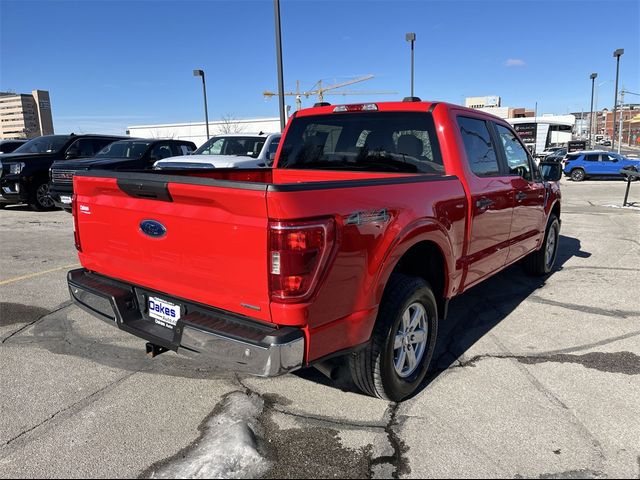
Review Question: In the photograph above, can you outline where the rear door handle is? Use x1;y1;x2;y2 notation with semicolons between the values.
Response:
476;198;494;209
515;191;527;202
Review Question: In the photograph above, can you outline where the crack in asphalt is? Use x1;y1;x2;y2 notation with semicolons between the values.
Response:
528;296;640;319
449;351;640;375
1;301;73;344
561;265;640;272
0;370;139;451
369;403;410;479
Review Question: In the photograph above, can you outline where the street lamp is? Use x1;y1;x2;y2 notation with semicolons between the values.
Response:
405;32;416;100
274;0;286;132
611;48;624;150
589;73;597;148
193;69;210;140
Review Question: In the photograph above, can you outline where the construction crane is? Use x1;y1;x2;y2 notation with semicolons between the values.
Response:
263;75;397;111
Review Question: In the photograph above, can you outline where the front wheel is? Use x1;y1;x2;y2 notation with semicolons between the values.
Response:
524;214;560;276
28;181;56;211
349;274;438;401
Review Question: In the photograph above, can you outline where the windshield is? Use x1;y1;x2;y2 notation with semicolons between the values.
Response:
278;112;444;173
95;140;152;159
194;136;267;158
13;135;69;154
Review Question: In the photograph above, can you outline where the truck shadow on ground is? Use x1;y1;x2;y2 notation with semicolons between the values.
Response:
296;234;593;397
10;235;592;395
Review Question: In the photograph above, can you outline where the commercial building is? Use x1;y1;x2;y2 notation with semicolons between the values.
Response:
0;90;54;139
127;117;281;147
465;96;534;119
576;105;640;145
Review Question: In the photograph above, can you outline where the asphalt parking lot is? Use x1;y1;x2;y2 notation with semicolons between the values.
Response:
1;179;639;479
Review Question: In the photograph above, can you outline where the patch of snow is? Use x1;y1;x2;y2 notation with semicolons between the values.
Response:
150;392;270;479
602;204;640;211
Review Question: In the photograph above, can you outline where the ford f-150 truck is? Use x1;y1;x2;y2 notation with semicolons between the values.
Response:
67;100;562;401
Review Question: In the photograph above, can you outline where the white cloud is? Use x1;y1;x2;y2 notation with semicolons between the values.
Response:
505;58;526;67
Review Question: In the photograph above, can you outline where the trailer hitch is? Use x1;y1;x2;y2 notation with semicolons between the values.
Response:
146;342;169;358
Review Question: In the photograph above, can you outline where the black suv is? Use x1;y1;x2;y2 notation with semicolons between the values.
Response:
49;138;196;211
0;134;126;210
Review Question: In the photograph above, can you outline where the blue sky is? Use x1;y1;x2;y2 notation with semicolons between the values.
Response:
1;0;638;135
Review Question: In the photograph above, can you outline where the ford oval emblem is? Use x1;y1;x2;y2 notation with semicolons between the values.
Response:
140;220;166;238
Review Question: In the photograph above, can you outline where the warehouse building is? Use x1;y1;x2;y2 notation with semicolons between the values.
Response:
127;117;281;147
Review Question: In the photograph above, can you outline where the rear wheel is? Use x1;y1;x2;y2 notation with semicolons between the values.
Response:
524;214;560;276
570;168;585;182
349;274;438;401
28;181;56;211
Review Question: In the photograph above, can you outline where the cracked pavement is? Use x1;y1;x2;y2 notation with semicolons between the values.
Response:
1;180;639;478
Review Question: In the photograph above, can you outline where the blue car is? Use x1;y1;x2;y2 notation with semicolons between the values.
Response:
563;151;640;181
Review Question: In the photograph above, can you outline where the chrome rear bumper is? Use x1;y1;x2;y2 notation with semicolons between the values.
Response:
67;268;304;377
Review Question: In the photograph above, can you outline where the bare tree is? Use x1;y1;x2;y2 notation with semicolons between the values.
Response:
217;113;246;134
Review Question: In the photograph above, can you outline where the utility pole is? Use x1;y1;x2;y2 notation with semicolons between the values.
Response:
193;69;210;140
618;88;625;154
273;0;286;132
611;48;624;150
589;73;597;148
405;33;416;99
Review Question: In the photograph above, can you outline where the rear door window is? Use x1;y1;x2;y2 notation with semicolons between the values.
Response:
150;142;173;161
67;138;96;157
93;138;115;153
495;124;533;181
278;112;443;173
173;143;194;156
457;116;500;177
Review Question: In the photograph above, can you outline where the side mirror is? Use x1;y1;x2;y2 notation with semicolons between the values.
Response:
539;162;562;182
269;152;276;161
65;149;79;160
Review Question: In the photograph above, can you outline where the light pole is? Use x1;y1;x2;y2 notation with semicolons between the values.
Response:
405;32;416;99
274;0;286;132
594;79;612;140
193;69;210;140
589;73;597;148
611;48;624;150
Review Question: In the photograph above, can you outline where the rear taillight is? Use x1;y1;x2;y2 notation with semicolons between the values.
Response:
71;194;81;252
269;218;335;302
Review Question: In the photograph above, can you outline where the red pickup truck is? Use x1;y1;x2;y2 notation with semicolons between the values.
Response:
68;100;562;401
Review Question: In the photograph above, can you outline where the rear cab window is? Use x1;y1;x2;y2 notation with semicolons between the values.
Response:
494;123;538;182
278;112;443;174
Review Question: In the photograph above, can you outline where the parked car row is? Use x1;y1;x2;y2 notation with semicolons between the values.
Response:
0;131;282;211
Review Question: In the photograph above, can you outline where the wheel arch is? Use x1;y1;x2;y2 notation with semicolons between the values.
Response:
374;220;454;321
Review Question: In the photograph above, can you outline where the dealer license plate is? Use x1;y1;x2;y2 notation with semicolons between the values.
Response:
60;195;72;204
148;296;181;329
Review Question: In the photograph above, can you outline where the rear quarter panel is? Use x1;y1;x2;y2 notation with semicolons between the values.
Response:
267;173;467;361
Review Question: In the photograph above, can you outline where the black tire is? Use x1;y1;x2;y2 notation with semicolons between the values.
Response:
624;167;639;182
524;214;560;276
570;168;585;182
349;274;438;401
28;181;56;211
0;204;6;209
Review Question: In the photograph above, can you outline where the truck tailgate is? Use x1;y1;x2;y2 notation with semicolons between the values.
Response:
74;174;272;322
